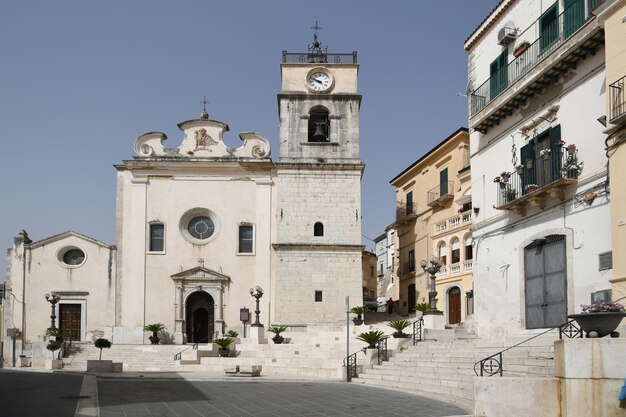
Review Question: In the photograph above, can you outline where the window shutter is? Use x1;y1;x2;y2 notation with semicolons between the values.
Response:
520;141;536;192
440;168;449;196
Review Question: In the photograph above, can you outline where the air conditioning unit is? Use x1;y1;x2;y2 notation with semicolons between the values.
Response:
497;24;518;46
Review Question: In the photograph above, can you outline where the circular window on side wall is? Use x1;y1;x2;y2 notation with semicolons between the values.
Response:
57;247;87;268
180;208;220;244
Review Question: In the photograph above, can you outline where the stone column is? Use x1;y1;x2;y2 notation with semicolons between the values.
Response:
173;284;184;343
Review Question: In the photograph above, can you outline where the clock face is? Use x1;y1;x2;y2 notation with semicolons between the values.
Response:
307;71;332;92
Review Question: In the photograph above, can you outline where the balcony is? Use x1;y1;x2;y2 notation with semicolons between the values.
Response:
434;210;473;234
469;0;604;133
494;145;580;216
609;75;625;125
427;182;454;207
395;203;418;224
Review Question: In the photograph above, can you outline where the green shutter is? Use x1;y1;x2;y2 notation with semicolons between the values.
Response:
549;125;562;181
540;4;559;52
406;191;413;215
520;142;536;193
490;51;508;99
440;168;448;196
564;0;584;38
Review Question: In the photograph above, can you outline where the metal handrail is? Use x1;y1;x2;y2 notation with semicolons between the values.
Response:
343;348;366;382
173;331;218;360
412;317;424;345
473;319;582;377
377;338;389;365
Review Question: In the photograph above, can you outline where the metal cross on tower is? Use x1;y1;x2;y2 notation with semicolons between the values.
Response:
199;96;210;120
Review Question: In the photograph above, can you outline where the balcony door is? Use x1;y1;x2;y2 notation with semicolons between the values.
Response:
564;0;584;38
540;4;559;53
489;50;508;100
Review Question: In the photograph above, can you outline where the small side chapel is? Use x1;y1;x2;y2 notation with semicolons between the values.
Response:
3;33;364;362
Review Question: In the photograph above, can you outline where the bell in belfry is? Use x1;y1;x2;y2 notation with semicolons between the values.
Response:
312;122;326;141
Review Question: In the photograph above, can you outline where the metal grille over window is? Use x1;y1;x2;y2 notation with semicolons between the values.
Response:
598;251;612;271
315;291;323;302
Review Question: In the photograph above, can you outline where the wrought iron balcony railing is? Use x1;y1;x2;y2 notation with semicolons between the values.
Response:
470;0;597;118
396;203;418;223
282;50;357;64
427;182;454;207
495;145;580;215
609;75;625;124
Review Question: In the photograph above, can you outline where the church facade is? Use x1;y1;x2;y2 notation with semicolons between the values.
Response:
3;39;364;362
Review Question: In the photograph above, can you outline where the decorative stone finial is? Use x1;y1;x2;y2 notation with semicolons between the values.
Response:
199;96;210;120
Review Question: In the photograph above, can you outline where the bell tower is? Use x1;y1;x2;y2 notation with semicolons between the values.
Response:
273;25;364;325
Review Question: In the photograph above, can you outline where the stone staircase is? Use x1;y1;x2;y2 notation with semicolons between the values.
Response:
349;326;560;412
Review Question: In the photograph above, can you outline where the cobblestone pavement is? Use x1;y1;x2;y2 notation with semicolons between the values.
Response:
96;377;468;417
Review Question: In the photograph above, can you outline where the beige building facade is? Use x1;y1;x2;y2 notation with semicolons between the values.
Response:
389;128;473;324
597;0;626;301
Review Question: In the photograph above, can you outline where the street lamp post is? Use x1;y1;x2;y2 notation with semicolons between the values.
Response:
249;286;264;327
45;293;61;332
420;256;443;315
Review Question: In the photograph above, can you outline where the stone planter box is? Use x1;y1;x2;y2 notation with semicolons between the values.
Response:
87;360;123;373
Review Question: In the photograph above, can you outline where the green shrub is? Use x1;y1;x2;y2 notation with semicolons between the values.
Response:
214;337;234;350
268;326;287;335
388;319;411;333
414;303;430;313
356;330;387;348
94;338;112;360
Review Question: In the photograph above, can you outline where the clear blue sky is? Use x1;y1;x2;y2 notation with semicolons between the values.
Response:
1;1;497;275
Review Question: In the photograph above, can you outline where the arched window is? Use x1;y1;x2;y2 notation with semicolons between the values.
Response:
451;238;461;264
314;222;324;236
464;234;473;260
438;242;447;266
308;106;330;142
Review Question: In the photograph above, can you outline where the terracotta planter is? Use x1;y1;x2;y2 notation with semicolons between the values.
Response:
568;312;626;338
513;43;530;58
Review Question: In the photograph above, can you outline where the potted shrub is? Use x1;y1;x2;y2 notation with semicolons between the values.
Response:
143;323;166;345
414;302;430;318
46;340;63;369
350;306;368;325
214;337;234;357
568;302;625;338
388;320;411;338
561;155;583;178
525;158;534;169
94;338;112;360
525;184;539;193
268;326;287;344
356;330;387;349
225;330;239;338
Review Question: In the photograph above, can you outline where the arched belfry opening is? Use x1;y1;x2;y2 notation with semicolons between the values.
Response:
314;222;324;236
185;291;215;343
308;106;330;142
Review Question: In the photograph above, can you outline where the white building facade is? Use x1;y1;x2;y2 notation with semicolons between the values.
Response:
3;38;364;364
465;0;613;338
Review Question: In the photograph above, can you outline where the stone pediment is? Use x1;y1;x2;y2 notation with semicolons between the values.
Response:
170;266;230;283
133;116;270;160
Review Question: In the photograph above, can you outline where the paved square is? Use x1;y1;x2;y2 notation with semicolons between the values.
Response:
98;379;467;417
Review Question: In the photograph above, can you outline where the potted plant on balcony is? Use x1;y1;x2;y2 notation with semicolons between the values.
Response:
513;40;530;58
561;155;583;178
268;326;287;344
504;185;518;203
539;148;551;159
350;306;368;325
568;302;625;338
356;330;387;349
144;323;166;345
516;164;524;175
525;158;534;169
214;337;234;357
525;184;539;193
388;320;411;338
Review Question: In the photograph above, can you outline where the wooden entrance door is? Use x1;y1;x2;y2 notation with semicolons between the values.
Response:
59;304;81;341
448;287;461;324
407;283;416;312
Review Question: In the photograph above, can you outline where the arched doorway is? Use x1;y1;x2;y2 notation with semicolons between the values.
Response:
185;291;215;343
448;287;461;325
